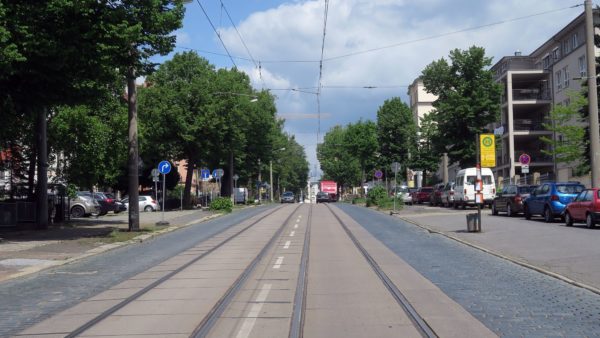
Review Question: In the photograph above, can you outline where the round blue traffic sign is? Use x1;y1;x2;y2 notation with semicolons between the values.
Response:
374;170;383;179
201;169;210;180
158;161;171;174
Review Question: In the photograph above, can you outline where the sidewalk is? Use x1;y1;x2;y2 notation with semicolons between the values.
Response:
0;208;220;282
392;204;600;294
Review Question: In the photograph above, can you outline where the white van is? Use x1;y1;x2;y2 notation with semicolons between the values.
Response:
453;167;496;209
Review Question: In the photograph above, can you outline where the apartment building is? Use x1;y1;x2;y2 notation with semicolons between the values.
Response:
407;77;437;128
491;10;598;185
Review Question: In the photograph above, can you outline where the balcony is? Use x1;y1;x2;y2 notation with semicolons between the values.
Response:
512;88;551;101
513;119;550;132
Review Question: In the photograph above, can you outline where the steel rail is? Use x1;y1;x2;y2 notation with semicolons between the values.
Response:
191;204;303;337
65;205;285;338
325;204;438;338
288;204;312;338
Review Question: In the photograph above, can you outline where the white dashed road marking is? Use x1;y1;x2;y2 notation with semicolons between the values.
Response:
273;256;284;269
284;240;291;249
236;284;272;338
290;231;295;237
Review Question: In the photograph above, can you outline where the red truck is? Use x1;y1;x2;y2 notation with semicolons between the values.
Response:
320;180;338;201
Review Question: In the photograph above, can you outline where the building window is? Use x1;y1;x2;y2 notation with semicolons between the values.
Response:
572;33;579;49
543;55;551;69
556;70;562;91
579;55;587;77
563;40;571;55
563;66;569;88
552;47;560;60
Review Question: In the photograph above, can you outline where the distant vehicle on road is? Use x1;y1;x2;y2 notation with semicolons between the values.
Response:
320;180;337;201
105;193;126;213
280;191;295;203
492;185;537;217
316;191;330;203
234;188;248;204
523;182;585;222
564;188;600;228
392;185;412;205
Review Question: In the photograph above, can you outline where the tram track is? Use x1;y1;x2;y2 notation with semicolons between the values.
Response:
62;204;299;338
324;204;438;338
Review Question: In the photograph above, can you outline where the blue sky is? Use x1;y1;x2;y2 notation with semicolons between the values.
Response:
156;0;587;177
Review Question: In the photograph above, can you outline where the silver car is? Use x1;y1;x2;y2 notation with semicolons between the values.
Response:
69;192;101;218
395;186;413;205
440;182;456;207
122;195;159;212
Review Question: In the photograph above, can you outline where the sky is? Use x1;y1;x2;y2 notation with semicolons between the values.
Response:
158;0;589;178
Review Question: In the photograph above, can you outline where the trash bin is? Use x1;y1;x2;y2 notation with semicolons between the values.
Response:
466;213;480;232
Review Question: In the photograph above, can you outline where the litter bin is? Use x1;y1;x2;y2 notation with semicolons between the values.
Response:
466;213;481;232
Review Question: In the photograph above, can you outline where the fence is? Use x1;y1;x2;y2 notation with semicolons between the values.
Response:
0;201;36;227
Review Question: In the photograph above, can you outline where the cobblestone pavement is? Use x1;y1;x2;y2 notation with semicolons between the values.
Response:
337;203;600;337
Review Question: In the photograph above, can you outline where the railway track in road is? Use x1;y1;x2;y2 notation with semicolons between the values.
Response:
19;203;445;338
324;204;437;338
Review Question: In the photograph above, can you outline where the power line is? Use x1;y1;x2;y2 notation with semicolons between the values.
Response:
195;0;238;68
323;3;584;61
316;0;330;146
219;0;258;69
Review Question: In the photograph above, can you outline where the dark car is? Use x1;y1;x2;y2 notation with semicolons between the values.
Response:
523;182;585;222
492;184;537;217
411;187;433;204
105;193;126;213
281;191;295;203
316;191;330;203
564;188;600;228
429;183;445;206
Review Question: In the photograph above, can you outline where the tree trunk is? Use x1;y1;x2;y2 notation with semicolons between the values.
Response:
183;156;195;209
127;71;140;231
27;139;36;200
36;107;48;229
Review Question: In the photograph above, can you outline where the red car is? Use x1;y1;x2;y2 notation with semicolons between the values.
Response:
564;188;600;228
411;187;433;204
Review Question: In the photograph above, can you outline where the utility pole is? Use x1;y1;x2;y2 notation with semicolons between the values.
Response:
270;160;274;203
585;0;600;187
258;158;262;204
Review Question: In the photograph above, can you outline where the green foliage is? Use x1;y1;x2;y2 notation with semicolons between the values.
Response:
345;120;379;182
317;125;362;189
541;91;588;174
421;46;502;167
210;197;233;213
351;197;367;205
366;185;388;207
376;98;416;167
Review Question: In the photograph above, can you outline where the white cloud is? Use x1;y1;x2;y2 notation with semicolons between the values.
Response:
176;31;191;45
212;0;584;173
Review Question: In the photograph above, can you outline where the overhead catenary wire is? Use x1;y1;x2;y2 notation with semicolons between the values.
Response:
316;0;330;148
195;0;238;68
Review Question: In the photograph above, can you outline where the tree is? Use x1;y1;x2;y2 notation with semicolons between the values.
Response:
345;120;379;183
275;134;310;196
421;46;502;167
541;91;588;174
376;97;416;172
317;125;362;192
139;51;215;209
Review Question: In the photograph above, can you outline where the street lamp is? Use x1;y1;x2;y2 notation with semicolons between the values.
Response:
270;147;286;202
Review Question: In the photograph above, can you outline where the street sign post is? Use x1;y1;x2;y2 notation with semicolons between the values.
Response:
156;161;171;226
519;153;531;183
233;174;239;189
390;162;400;215
200;169;210;181
480;134;496;167
374;170;383;180
213;169;224;196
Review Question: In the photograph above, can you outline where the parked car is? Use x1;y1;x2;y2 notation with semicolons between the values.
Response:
440;182;455;207
411;187;433;204
76;191;114;216
523;182;585;222
316;191;330;203
453;167;496;209
69;192;101;218
281;191;295;203
105;193;126;213
564;188;600;228
393;186;413;205
429;183;445;206
492;185;537;217
122;195;159;212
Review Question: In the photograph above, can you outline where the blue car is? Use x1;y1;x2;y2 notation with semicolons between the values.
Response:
523;182;585;222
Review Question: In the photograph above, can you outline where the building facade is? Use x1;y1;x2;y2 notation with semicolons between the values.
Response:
407;77;437;128
491;10;599;186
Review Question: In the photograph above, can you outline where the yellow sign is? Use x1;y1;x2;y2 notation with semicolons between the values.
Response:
480;134;496;167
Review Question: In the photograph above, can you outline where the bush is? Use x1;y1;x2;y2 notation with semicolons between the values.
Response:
366;186;388;207
210;197;233;212
352;197;367;205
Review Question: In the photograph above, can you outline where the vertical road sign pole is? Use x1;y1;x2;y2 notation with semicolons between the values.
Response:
161;173;166;224
476;134;482;231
